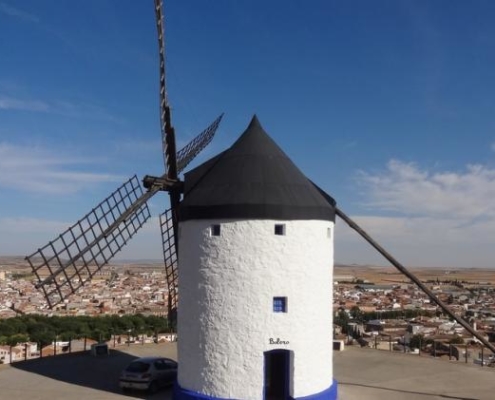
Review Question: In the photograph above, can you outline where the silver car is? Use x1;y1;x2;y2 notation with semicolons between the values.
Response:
119;356;178;393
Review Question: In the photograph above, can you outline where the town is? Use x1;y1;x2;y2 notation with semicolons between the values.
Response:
0;258;170;318
1;258;495;366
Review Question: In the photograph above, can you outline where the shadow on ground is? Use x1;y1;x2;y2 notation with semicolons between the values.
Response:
10;349;173;399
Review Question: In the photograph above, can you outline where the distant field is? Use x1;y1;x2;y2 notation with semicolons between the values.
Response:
1;256;494;284
335;264;495;284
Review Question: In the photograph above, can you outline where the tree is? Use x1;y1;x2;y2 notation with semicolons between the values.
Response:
335;310;350;334
4;334;29;347
350;306;363;321
30;331;54;348
449;335;465;345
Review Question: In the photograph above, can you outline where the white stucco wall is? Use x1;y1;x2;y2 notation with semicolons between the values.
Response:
178;219;334;399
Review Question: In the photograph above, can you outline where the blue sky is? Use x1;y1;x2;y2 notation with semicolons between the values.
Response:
1;0;495;267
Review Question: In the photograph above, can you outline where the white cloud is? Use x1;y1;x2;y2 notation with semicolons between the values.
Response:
51;100;124;124
0;142;122;194
0;95;49;112
338;159;495;267
357;159;495;220
0;94;122;124
0;215;164;260
335;214;495;268
0;217;68;234
0;2;39;23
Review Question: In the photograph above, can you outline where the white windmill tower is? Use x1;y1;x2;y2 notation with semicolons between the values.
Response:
176;115;338;400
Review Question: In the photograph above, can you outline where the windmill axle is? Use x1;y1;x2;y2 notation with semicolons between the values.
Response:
142;174;181;192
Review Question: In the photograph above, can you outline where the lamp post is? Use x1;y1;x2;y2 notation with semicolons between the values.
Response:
110;328;115;348
127;329;131;347
53;333;57;356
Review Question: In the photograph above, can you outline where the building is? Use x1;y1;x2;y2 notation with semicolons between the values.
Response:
176;116;337;400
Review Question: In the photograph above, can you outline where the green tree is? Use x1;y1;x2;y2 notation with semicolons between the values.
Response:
335;310;350;334
30;330;54;348
449;335;465;345
350;306;363;321
4;334;29;347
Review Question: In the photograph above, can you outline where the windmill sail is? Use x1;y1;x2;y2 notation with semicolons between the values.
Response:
160;208;178;325
154;0;178;180
26;176;151;308
26;0;224;313
176;114;224;173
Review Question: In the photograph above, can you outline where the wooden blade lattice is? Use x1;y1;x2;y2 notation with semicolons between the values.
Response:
176;114;224;173
26;176;151;308
160;208;178;325
154;0;178;180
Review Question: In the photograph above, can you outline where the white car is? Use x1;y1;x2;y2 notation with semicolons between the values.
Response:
119;356;178;393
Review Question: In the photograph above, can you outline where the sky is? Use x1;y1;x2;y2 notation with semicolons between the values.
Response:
1;0;495;268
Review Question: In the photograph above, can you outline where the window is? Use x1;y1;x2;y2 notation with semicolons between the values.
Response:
211;224;221;236
273;297;287;313
274;224;286;236
164;360;178;370
327;227;332;239
154;360;167;370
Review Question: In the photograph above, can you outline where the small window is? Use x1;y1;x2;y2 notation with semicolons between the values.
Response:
211;224;221;236
327;227;332;239
274;224;286;236
273;297;287;313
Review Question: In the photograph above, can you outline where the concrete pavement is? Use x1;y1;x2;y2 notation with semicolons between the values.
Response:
0;343;493;399
335;347;494;400
0;343;177;400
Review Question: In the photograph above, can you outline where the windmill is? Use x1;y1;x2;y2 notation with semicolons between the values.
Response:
24;1;495;398
25;0;223;326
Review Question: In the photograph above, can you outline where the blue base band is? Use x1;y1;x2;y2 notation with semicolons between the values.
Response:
174;379;338;400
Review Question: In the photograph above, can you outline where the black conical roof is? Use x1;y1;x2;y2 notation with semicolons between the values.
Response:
179;115;336;221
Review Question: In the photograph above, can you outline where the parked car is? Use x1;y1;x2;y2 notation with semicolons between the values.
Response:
119;356;177;393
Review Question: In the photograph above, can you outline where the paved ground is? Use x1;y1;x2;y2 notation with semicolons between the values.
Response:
0;343;493;399
335;347;494;400
0;344;177;400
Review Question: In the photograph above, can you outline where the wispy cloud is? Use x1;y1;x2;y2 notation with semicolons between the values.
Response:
357;159;495;220
0;143;123;194
52;100;125;124
0;2;39;23
112;139;159;155
343;159;495;267
0;95;49;112
343;140;357;149
0;217;68;234
0;94;123;124
335;213;495;267
0;216;162;259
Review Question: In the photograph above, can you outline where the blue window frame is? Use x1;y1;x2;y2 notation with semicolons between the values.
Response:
273;297;287;313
